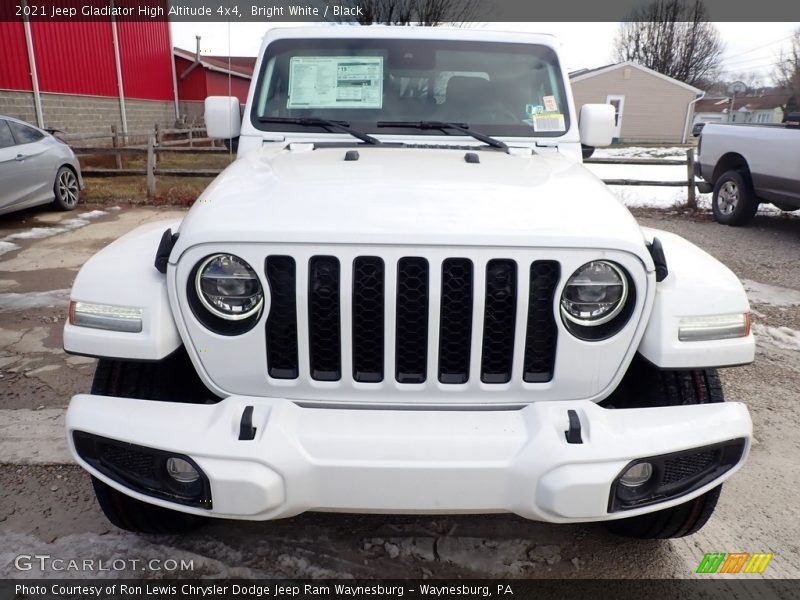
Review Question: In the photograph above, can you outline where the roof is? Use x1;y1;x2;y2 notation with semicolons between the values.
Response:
569;61;703;94
695;92;789;113
174;47;256;79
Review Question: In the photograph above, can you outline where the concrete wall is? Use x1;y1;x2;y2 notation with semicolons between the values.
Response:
571;65;697;143
0;90;178;139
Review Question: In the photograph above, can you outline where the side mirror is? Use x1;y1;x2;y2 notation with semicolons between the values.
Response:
205;96;241;140
579;104;615;148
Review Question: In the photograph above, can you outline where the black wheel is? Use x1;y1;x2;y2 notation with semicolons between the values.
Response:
53;166;79;211
712;169;757;226
91;476;205;534
87;349;216;533
602;358;725;539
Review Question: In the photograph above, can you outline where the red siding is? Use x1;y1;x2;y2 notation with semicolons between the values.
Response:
205;71;250;105
0;21;32;91
175;55;207;101
31;20;118;96
117;20;173;101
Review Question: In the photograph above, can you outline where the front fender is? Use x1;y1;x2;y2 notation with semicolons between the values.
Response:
637;228;754;369
63;219;183;361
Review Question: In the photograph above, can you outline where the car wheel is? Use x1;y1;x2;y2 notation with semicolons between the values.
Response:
53;166;79;211
603;360;726;539
86;350;214;533
712;170;757;226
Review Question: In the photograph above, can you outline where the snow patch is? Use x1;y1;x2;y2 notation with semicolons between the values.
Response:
2;227;68;241
0;210;108;248
0;289;70;312
77;210;109;219
753;323;800;351
0;241;21;257
742;280;800;307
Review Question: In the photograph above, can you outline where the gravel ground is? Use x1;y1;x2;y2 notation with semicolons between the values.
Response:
1;205;799;582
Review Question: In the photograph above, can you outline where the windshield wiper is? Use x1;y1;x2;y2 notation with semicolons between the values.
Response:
376;120;508;151
258;116;382;146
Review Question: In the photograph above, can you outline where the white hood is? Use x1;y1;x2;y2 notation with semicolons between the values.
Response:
173;145;650;260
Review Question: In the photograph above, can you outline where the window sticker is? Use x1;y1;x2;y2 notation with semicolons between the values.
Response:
531;113;566;132
287;56;384;109
526;104;544;116
543;95;558;113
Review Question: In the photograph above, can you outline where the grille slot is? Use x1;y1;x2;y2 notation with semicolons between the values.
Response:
523;261;560;382
662;450;719;485
481;259;517;384
308;256;341;381
395;257;429;384
265;256;299;379
352;257;385;383
438;258;473;384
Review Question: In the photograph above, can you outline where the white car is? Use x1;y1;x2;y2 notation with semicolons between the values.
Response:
0;115;83;216
63;27;754;539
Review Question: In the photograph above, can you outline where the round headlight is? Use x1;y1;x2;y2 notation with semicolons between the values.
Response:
195;254;263;321
560;261;628;326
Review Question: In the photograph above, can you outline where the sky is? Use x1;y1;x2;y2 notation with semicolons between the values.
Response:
171;21;799;86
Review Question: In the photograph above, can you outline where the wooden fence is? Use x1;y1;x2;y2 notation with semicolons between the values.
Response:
73;132;698;207
69;125;230;200
585;149;698;208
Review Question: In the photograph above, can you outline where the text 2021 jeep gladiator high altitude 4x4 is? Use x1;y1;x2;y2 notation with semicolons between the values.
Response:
63;27;754;539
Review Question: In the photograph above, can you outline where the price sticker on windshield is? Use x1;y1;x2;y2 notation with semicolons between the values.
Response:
288;56;384;109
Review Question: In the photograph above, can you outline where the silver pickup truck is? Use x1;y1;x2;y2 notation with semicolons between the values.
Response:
695;118;800;226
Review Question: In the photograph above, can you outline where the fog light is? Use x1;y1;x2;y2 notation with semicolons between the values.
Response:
619;462;653;487
166;457;200;483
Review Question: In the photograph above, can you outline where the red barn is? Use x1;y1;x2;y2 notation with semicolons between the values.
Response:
0;13;179;135
174;45;254;120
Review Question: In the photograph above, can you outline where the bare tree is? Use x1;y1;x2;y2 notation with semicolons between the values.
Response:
613;0;724;87
774;28;800;113
325;0;480;26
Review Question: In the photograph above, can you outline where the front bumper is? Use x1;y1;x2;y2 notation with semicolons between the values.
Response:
66;394;751;523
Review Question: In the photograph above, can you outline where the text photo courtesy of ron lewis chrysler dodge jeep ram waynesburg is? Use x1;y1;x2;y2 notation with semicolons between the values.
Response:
62;27;754;540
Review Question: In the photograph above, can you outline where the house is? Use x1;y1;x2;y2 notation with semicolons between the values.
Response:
569;61;704;143
0;13;178;135
174;45;256;121
693;92;790;126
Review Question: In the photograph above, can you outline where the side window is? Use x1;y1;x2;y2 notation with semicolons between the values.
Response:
8;121;45;145
0;120;15;149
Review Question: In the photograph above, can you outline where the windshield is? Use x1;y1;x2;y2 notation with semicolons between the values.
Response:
251;38;570;138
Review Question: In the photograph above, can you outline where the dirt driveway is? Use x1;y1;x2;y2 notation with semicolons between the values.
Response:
1;205;799;580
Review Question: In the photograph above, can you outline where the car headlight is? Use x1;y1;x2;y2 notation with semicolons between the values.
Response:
560;261;633;340
195;254;263;321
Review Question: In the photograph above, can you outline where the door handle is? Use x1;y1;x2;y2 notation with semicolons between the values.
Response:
15;154;25;161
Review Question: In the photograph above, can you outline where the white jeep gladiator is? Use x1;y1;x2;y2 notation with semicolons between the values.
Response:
64;27;755;539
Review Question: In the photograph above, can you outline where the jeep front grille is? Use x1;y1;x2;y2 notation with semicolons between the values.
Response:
264;255;560;386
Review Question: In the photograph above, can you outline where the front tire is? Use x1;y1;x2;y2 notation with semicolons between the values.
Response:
605;485;722;539
87;350;214;533
53;166;79;211
712;170;757;226
603;360;726;539
92;477;206;534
